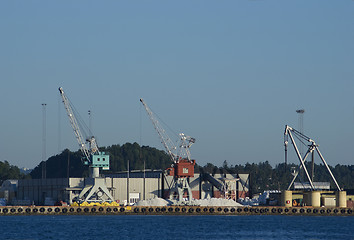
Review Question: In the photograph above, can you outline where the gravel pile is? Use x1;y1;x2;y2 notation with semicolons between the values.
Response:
135;197;242;207
135;197;171;206
192;198;243;207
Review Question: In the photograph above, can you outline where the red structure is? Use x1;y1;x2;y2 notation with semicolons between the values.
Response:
167;159;195;178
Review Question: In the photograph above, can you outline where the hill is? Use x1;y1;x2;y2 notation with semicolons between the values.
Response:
30;142;172;179
1;142;352;194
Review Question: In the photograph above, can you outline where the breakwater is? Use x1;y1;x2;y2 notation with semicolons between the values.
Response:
0;206;352;216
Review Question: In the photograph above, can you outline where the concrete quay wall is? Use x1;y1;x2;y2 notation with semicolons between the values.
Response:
0;206;352;216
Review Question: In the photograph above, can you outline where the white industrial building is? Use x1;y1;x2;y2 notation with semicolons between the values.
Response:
6;171;249;206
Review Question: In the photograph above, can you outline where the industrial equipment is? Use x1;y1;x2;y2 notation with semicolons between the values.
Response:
140;98;196;203
59;87;115;203
203;173;242;200
284;125;341;191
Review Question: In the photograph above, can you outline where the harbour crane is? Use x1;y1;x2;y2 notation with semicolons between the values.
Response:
284;125;341;191
140;98;196;203
59;87;115;203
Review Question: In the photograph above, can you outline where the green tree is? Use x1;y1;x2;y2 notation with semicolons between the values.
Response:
0;160;29;184
30;143;172;178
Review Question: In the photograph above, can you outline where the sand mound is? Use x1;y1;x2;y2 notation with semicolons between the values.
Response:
135;197;171;206
135;197;242;207
192;198;243;207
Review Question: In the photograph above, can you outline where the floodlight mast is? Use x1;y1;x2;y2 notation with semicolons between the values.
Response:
284;125;341;191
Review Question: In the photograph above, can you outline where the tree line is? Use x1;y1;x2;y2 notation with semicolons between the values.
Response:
1;142;353;194
201;160;354;194
0;161;29;183
29;142;173;179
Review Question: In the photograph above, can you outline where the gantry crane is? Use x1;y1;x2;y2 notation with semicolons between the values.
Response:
284;125;341;191
140;98;196;203
59;87;115;203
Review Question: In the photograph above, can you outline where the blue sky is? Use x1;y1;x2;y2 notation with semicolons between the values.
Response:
0;1;353;169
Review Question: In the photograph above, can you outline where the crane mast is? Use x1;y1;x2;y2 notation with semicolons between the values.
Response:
140;98;196;203
59;87;114;203
177;133;195;162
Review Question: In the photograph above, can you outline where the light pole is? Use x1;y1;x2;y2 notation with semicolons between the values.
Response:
42;103;47;179
296;109;305;182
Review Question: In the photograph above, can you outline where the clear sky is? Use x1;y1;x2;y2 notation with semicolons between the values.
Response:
0;1;353;169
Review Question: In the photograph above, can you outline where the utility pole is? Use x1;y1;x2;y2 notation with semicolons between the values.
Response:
127;160;130;206
42;103;47;179
58;95;61;153
67;151;70;179
143;159;146;200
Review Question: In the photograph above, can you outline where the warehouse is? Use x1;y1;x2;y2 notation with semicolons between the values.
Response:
11;171;249;205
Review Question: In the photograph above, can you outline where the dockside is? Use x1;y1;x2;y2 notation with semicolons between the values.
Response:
1;206;352;216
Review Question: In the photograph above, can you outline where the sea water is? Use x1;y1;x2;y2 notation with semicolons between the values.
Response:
0;215;352;240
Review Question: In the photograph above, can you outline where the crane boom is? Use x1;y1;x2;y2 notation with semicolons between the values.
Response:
140;98;196;203
59;87;91;161
140;98;177;162
59;87;100;165
59;87;114;203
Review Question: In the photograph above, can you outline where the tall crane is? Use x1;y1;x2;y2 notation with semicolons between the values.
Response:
59;87;115;203
284;125;341;191
140;98;196;203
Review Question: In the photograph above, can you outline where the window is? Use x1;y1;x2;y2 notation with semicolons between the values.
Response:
129;193;140;205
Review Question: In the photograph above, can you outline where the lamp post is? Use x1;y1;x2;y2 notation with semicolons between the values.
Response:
296;109;305;182
42;103;47;179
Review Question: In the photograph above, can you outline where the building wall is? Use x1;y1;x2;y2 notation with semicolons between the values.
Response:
13;172;248;205
111;177;161;204
0;180;18;204
17;178;70;205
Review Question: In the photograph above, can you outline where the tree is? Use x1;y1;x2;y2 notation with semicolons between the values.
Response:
30;143;172;179
0;161;29;184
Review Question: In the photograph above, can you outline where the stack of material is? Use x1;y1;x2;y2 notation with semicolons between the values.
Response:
135;197;171;206
192;198;243;206
134;197;243;207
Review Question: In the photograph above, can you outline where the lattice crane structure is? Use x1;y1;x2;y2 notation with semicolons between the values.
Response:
140;98;196;203
59;87;115;203
284;125;341;191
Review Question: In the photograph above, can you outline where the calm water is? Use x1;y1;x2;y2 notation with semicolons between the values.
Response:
0;215;352;240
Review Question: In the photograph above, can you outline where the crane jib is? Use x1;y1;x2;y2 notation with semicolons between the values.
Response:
58;87;109;170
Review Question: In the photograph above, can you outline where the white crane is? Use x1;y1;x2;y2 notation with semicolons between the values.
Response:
59;87;114;203
140;98;196;203
140;98;195;162
58;87;98;164
284;125;341;191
